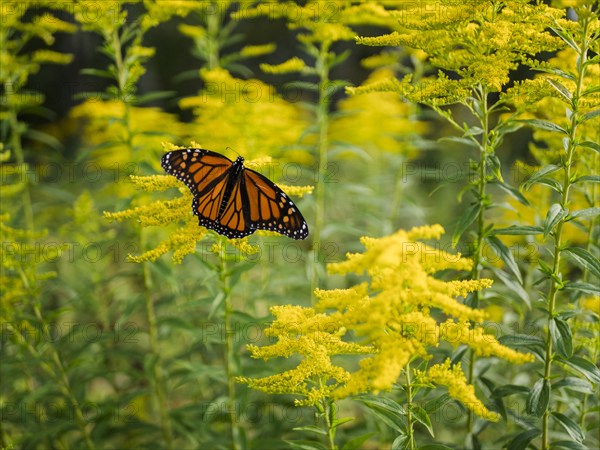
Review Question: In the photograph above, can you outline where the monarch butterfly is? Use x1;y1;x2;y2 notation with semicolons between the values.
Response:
161;149;309;240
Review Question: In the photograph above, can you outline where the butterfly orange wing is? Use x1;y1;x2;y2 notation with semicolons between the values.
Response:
243;168;308;240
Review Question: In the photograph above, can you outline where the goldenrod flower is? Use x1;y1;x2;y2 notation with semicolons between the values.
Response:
238;304;373;406
180;68;312;163
243;226;532;419
416;360;500;422
355;1;564;104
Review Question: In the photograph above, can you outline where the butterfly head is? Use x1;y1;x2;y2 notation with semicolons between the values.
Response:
234;156;244;165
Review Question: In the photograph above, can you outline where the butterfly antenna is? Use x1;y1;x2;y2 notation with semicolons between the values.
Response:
226;146;241;158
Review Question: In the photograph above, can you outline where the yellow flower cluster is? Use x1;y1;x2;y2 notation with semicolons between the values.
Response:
355;1;564;103
234;1;397;45
237;305;373;406
261;57;307;75
416;360;500;422
180;68;312;163
69;100;191;170
330;69;425;157
242;226;532;416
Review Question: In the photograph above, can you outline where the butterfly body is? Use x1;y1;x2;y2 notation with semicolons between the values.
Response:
162;149;308;240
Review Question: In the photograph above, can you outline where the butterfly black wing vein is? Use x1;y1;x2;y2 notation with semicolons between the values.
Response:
161;149;308;240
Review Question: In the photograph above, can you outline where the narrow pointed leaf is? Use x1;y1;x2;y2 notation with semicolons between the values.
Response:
569;207;600;219
492;225;543;235
562;247;600;279
486;235;522;284
522;164;560;190
494;181;529;206
551;441;587;450
526;378;549;417
564;356;600;383
578;140;600;153
410;404;434;437
580;108;600;123
562;281;600;295
518;119;567;134
543;203;567;237
341;433;376;450
506;428;541;450
451;203;480;247
550;317;573;358
551;412;584;442
546;78;572;102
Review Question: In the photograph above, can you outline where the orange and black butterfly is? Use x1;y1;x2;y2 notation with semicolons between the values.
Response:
161;149;308;240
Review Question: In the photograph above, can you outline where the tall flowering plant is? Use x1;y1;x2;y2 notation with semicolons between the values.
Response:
240;225;533;449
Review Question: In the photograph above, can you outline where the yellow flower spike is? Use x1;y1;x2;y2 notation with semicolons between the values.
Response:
417;360;500;422
240;43;277;58
238;304;373;406
261;57;308;75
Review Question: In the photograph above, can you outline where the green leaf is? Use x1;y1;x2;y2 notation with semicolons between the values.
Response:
418;445;454;450
562;281;600;295
553;377;593;394
551;412;584;442
491;267;531;308
498;333;544;349
550;27;580;52
546;78;572;102
522;164;561;190
286;440;329;450
518;119;567;134
492;225;543;235
506;428;541;450
580;108;600;123
550;317;573;359
543;203;567;237
536;176;563;193
494;181;529;206
562;247;600;279
451;203;480;247
331;417;354;428
486;153;503;181
356;395;406;433
341;432;376;450
563;356;600;384
582;84;600;96
439;136;479;148
410;404;434;437
551;440;587;450
526;378;549;417
133;90;176;105
391;434;410;450
569;207;600;220
574;175;600;184
492;384;530;397
292;425;327;436
80;67;115;79
23;129;63;150
578;140;600;153
423;393;452;414
486;235;522;284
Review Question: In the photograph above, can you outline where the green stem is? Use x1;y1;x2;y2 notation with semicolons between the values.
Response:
387;157;406;234
310;42;331;301
466;85;490;436
541;17;590;450
205;1;221;70
405;361;416;450
219;244;240;450
320;396;336;450
6;90;34;233
142;241;175;450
